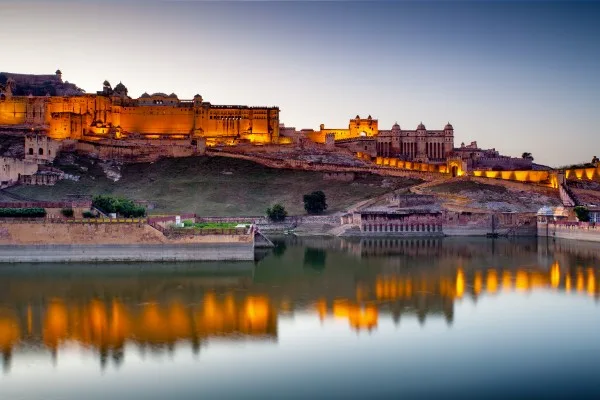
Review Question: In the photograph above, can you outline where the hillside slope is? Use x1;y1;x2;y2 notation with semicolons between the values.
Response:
4;155;421;216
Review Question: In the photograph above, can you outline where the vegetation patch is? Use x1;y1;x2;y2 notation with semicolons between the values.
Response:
92;195;146;218
180;220;241;229
0;208;46;218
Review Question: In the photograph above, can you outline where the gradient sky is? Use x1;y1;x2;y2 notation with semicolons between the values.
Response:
1;0;599;166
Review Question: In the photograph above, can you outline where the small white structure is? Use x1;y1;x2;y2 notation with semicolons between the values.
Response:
537;206;570;223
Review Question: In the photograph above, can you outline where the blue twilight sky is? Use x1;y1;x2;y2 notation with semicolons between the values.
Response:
1;0;599;166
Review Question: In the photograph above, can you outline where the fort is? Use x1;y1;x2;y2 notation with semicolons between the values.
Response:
1;70;600;244
3;69;597;188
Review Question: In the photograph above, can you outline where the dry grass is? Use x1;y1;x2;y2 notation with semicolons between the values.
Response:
6;155;421;216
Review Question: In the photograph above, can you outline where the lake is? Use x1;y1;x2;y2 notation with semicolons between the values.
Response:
1;236;600;399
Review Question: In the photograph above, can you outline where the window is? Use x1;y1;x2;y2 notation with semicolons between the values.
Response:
28;148;34;155
39;148;44;155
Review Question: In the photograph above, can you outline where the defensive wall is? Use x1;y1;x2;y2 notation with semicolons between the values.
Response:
0;220;254;262
538;221;600;243
207;150;442;181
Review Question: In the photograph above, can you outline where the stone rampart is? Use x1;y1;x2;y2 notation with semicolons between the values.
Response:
207;150;438;181
538;222;600;243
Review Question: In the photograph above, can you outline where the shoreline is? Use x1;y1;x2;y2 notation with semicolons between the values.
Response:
0;243;254;263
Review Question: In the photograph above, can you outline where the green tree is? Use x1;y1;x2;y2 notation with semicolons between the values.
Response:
266;204;288;222
574;206;590;222
522;152;534;161
303;190;328;215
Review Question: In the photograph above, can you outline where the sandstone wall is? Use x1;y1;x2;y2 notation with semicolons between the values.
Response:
0;222;254;262
565;166;600;182
0;156;38;187
0;222;253;245
0;244;253;262
538;222;600;243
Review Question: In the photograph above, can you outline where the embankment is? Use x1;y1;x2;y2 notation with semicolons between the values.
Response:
538;222;600;243
0;221;254;262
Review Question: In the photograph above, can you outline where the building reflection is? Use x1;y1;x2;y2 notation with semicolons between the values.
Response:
313;262;600;331
1;256;599;372
0;293;276;372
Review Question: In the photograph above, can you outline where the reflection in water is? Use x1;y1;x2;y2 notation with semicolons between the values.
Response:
0;237;600;375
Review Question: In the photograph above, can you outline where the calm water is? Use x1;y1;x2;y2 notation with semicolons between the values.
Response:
1;237;600;399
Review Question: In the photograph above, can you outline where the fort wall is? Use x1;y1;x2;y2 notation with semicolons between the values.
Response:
565;166;600;182
0;222;254;261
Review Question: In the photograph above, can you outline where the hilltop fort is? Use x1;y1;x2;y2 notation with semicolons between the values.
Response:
1;70;599;199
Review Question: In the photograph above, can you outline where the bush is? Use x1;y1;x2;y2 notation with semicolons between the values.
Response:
61;208;74;218
303;191;328;215
574;206;590;222
82;211;96;218
0;208;46;218
92;195;146;218
266;204;288;222
183;219;195;227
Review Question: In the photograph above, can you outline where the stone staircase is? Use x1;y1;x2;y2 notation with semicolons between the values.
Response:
559;183;579;207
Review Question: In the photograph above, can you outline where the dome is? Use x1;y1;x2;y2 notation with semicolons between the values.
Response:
55;69;62;75
114;82;128;94
392;122;400;130
151;92;168;97
444;122;454;130
168;93;178;98
140;92;150;98
103;80;111;87
417;122;426;130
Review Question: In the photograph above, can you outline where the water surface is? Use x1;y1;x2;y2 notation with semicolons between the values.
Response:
1;237;600;399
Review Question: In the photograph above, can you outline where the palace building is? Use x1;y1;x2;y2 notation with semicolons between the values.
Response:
0;71;280;145
1;70;454;164
292;115;455;164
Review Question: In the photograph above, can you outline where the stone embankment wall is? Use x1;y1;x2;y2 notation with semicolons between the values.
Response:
443;211;537;236
0;221;254;262
538;222;600;243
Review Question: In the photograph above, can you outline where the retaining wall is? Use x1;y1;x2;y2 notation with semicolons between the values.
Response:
0;244;254;262
0;222;254;261
538;222;600;243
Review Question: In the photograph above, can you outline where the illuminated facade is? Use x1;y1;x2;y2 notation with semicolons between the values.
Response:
296;116;454;163
0;73;280;145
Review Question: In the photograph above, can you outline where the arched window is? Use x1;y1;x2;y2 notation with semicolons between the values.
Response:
39;148;44;155
28;148;34;155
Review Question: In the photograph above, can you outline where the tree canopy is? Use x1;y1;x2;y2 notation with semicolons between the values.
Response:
266;204;288;222
303;191;328;215
522;152;534;161
574;206;590;222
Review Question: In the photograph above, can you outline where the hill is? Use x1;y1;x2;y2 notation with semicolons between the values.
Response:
3;155;421;216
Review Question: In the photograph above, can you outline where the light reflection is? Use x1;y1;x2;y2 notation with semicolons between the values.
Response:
0;260;599;372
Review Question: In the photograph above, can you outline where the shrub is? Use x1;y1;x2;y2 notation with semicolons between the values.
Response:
183;219;195;227
0;208;46;218
61;208;74;218
303;190;328;215
82;211;96;218
574;206;590;222
92;195;146;218
266;204;288;222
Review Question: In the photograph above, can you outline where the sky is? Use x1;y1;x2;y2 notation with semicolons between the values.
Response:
1;0;599;167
